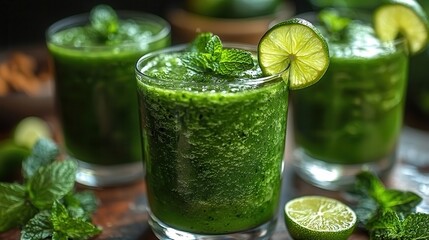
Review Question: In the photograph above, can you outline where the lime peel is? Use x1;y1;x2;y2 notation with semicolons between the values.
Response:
258;18;330;90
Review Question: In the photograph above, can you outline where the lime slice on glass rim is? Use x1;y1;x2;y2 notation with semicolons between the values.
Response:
373;0;429;54
258;18;330;90
284;196;357;240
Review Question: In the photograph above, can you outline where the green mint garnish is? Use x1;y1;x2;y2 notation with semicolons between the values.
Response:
90;4;119;40
182;32;254;77
319;10;351;40
0;138;101;239
369;211;429;240
348;171;429;239
22;137;59;179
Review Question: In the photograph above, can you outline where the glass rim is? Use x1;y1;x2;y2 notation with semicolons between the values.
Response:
46;10;171;50
135;43;284;87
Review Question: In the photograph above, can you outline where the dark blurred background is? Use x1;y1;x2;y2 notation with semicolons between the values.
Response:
0;0;313;48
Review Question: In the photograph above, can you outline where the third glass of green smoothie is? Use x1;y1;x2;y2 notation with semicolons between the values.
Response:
46;5;171;187
292;11;409;190
136;36;288;239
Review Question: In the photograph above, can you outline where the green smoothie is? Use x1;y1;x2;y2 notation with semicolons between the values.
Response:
47;8;170;167
136;44;288;234
292;19;408;164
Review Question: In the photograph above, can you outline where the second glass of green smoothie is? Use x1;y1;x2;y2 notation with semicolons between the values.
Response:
46;5;171;187
292;11;409;190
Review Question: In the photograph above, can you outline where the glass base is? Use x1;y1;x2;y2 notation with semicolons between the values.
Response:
148;212;277;240
75;160;143;187
293;148;396;191
397;126;429;213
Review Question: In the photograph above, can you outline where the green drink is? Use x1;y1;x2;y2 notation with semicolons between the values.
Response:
46;6;171;187
292;13;409;189
136;42;288;237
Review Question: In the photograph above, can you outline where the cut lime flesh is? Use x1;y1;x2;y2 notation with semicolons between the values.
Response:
284;196;356;240
374;0;429;54
258;18;330;90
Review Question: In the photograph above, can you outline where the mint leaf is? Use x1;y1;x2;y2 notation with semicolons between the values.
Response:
23;138;59;179
380;189;421;215
21;211;53;240
218;48;254;76
64;191;98;220
369;211;429;240
182;32;254;77
319;9;351;41
51;201;101;239
349;171;429;239
205;34;223;57
354;171;385;195
188;32;219;53
90;4;119;39
0;183;38;231
349;171;422;225
0;139;101;237
182;52;211;73
183;33;223;73
403;213;429;238
28;160;77;209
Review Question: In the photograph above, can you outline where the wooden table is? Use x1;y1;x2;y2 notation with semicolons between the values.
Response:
1;111;428;239
0;163;373;240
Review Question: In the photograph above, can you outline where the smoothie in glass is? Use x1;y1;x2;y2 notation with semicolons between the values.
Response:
46;5;171;187
292;12;408;189
136;41;288;238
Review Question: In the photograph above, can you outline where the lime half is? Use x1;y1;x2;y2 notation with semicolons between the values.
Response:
258;18;330;90
374;0;429;54
284;196;357;240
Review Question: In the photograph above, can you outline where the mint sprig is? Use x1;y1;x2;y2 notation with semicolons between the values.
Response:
0;138;101;239
369;211;429;240
319;10;351;41
348;171;429;239
182;32;254;77
90;4;119;41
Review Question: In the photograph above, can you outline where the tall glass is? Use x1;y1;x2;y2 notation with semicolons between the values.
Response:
136;44;288;239
291;12;409;190
46;11;171;187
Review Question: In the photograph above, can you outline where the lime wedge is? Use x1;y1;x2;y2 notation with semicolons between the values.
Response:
284;196;357;240
258;18;330;90
374;0;429;54
14;117;52;149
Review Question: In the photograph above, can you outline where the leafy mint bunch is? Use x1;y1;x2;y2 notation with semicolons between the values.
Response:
182;32;255;77
0;138;101;240
348;171;429;239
